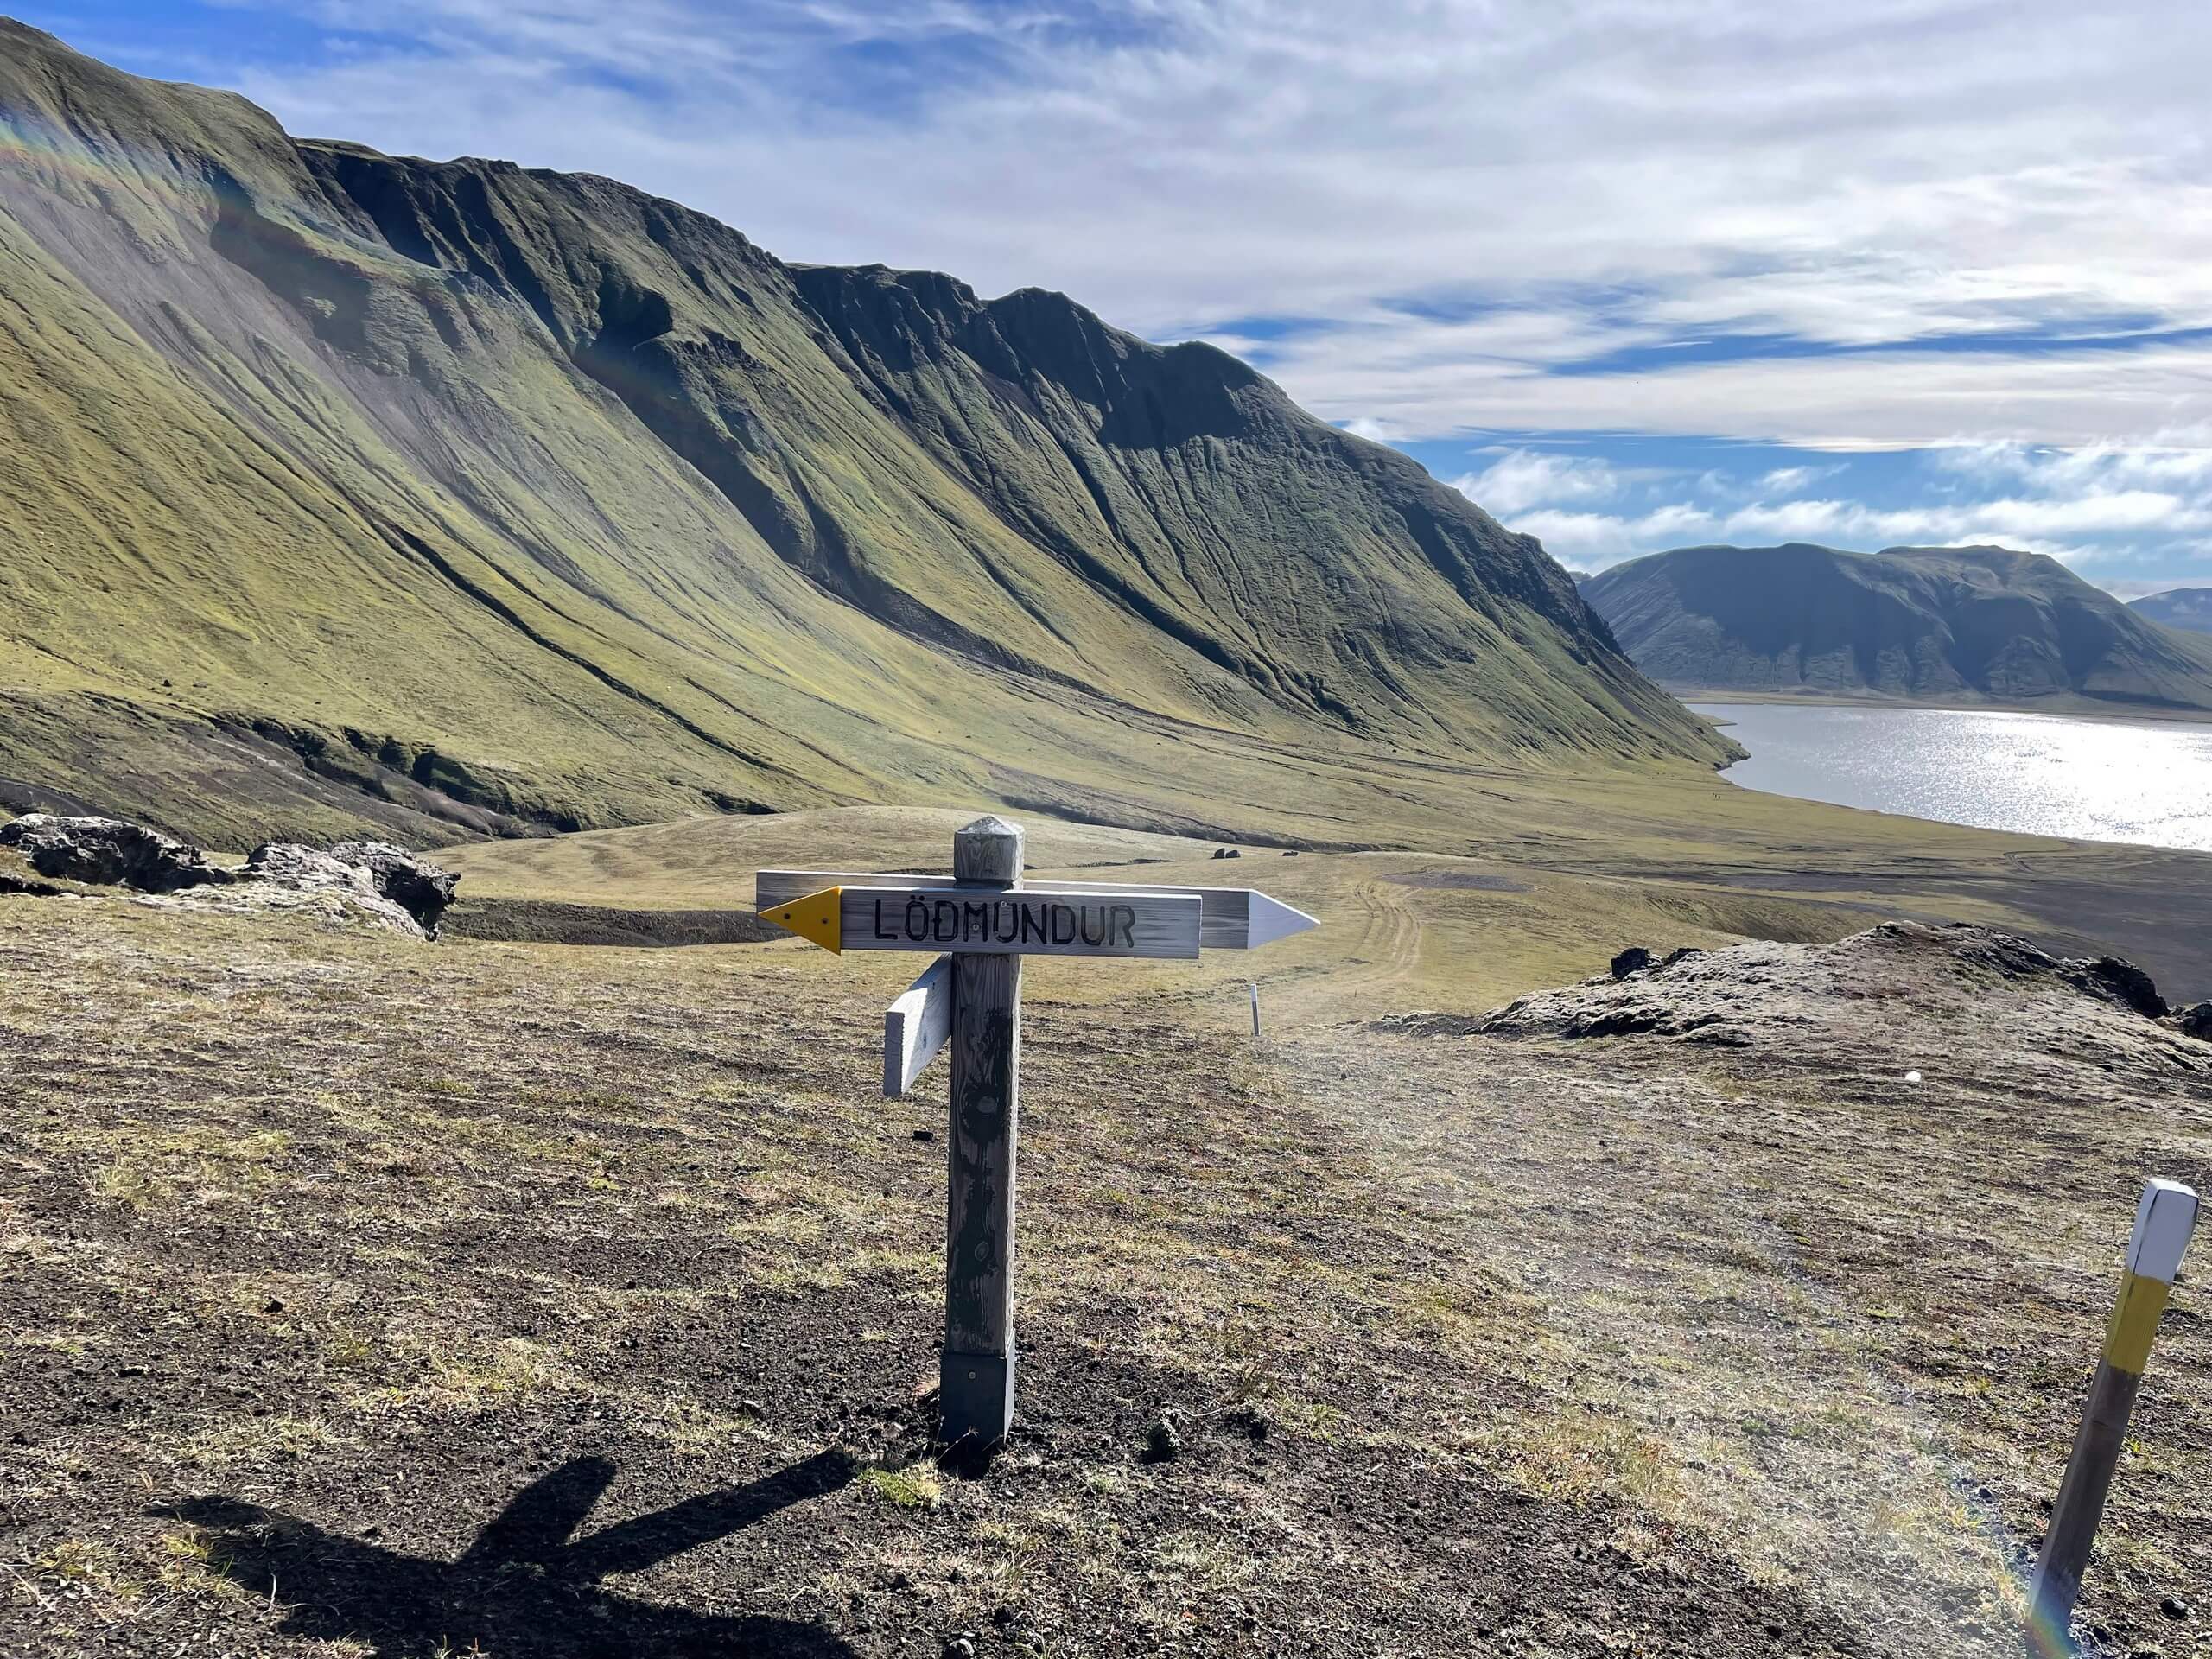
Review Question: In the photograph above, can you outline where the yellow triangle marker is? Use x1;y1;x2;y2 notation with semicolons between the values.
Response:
760;885;843;954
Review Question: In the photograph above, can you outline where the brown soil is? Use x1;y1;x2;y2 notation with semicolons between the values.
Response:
0;898;1874;1658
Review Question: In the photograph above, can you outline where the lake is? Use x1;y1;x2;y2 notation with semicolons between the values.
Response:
1689;702;2212;852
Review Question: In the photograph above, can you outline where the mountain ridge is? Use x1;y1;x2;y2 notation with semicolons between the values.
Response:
1581;541;2212;709
2128;587;2212;635
0;19;1725;848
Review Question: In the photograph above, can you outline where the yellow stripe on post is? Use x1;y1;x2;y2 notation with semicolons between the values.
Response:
2102;1270;2170;1376
761;886;843;954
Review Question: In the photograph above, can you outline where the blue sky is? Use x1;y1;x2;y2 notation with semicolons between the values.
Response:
18;0;2212;594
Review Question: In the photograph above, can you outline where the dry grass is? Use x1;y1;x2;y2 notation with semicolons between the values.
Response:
5;892;1826;1658
3;805;2209;1656
1280;1002;2212;1657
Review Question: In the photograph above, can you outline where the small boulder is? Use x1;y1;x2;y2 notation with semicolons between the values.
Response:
2174;1002;2212;1042
0;814;233;893
2064;955;2168;1019
327;841;460;934
1610;946;1652;981
241;842;459;938
243;843;424;938
1144;1413;1184;1462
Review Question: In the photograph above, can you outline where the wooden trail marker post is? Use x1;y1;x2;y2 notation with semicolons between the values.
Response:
757;817;1319;1446
2027;1178;2200;1657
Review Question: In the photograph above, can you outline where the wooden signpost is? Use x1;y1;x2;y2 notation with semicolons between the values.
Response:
2027;1177;2200;1657
757;817;1318;1446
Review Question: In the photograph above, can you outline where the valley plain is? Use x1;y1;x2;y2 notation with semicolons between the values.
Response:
4;799;2210;1659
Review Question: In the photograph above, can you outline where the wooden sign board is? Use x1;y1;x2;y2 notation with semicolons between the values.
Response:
761;885;1200;960
754;870;1315;952
885;955;951;1096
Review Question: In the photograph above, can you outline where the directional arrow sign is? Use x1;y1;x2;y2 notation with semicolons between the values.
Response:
755;870;1316;952
760;884;1202;959
884;955;951;1096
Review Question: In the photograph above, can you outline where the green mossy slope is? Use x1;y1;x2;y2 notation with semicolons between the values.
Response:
0;20;1728;847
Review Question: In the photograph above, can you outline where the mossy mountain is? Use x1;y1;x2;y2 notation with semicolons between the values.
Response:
0;21;1727;848
1583;543;2212;709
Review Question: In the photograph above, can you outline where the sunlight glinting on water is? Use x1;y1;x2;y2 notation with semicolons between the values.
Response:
1689;704;2212;852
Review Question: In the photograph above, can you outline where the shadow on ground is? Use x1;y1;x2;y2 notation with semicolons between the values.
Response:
157;1451;859;1656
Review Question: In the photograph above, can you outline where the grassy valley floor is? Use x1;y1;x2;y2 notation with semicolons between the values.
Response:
3;798;2210;1656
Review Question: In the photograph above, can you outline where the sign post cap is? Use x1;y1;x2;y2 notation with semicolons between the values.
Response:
2126;1179;2200;1282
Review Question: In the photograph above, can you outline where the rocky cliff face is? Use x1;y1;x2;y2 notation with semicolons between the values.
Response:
1583;543;2212;708
0;20;1725;847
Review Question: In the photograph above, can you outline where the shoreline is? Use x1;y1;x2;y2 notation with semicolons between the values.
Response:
1673;687;2212;728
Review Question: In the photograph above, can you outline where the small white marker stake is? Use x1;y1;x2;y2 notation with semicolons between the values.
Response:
2028;1179;2200;1656
1249;980;1261;1039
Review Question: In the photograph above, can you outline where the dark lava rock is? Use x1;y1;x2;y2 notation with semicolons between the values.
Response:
2163;1597;2191;1620
1610;946;1653;980
1144;1414;1184;1462
328;840;461;933
2174;1002;2212;1041
2064;955;2168;1019
0;813;234;893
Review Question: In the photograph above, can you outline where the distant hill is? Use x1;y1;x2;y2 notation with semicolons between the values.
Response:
0;21;1726;848
1582;543;2212;709
2129;588;2212;635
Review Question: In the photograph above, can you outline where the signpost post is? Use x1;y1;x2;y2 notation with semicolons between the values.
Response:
757;816;1318;1447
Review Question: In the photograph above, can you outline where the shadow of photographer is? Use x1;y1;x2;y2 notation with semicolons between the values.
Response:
157;1448;860;1656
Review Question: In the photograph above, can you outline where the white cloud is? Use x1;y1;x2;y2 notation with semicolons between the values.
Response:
1473;444;2212;583
1510;509;1681;569
1250;327;2212;450
1451;449;1624;516
188;0;2212;452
